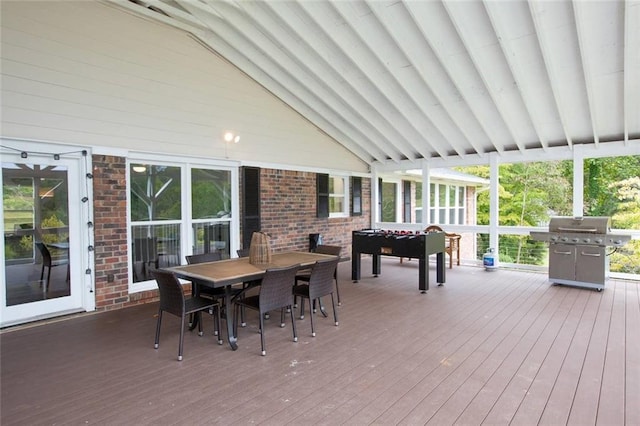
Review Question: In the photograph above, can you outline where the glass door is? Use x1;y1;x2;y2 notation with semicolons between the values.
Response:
2;150;90;326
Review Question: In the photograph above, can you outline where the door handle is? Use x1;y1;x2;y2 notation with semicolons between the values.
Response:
580;252;601;257
553;250;572;255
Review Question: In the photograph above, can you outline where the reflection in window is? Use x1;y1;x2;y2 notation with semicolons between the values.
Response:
191;169;231;219
130;164;181;221
130;164;182;282
329;176;347;216
131;224;181;282
381;182;397;222
191;168;232;258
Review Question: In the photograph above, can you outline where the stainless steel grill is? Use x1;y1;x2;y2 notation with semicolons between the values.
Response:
530;216;630;291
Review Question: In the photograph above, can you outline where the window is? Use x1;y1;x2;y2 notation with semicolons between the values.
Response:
351;176;362;216
429;182;466;225
329;176;348;217
191;168;232;258
317;174;350;218
381;181;397;222
129;161;235;287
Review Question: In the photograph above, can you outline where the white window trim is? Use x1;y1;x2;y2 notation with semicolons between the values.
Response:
127;157;239;293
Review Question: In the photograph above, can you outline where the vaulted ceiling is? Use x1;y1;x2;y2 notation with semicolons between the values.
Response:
111;0;640;168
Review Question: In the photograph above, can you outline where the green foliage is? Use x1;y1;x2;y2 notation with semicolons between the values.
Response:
585;157;640;217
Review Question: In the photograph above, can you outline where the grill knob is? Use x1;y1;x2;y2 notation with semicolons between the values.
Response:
594;238;603;244
560;237;568;242
613;239;622;246
572;238;579;243
583;238;591;243
550;235;558;242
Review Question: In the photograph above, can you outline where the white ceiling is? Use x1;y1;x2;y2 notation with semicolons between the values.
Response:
110;0;640;168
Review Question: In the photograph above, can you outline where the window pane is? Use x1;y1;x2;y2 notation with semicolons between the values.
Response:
449;185;456;206
192;221;230;258
130;164;181;221
382;182;396;222
330;176;344;195
430;183;435;206
438;208;446;223
439;184;446;206
131;224;181;282
330;196;344;213
458;187;465;207
191;168;231;219
449;209;455;224
459;209;464;224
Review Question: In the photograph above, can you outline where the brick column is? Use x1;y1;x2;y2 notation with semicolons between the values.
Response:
92;155;134;310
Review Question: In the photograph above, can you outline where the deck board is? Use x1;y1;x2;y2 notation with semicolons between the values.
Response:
2;257;638;425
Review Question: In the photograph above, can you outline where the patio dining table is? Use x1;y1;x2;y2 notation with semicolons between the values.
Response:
164;251;335;350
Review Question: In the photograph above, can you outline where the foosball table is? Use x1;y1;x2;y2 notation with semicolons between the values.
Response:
351;229;446;293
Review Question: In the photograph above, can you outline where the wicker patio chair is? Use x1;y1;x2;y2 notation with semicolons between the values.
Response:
152;269;222;361
301;245;342;302
233;264;300;356
293;257;340;337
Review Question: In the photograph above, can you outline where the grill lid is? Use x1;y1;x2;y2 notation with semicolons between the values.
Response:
548;216;610;234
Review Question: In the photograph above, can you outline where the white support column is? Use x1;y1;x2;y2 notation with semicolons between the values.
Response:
371;166;380;227
422;160;430;226
489;152;499;253
573;144;585;217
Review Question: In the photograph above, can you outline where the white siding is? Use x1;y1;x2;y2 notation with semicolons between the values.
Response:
0;1;368;172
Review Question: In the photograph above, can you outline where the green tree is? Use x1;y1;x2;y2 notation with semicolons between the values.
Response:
584;156;640;218
460;161;572;264
609;176;640;273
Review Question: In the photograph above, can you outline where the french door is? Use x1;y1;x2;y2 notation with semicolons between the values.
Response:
1;145;93;326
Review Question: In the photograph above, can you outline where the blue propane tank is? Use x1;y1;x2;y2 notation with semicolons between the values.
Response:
483;248;498;271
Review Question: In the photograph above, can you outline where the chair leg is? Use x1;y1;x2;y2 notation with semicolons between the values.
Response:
233;303;239;338
154;309;163;349
214;305;223;345
299;297;305;319
317;298;328;318
178;315;186;361
197;311;204;336
331;294;339;326
259;311;266;356
45;266;52;294
280;308;286;327
308;298;316;337
335;278;341;306
290;305;298;342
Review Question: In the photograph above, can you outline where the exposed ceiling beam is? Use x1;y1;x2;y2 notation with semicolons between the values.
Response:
404;1;503;155
365;0;485;158
528;0;574;149
572;0;600;146
483;0;548;151
443;0;528;153
329;1;452;159
293;1;435;160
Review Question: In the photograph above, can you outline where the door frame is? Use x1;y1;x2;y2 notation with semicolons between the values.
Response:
1;139;95;327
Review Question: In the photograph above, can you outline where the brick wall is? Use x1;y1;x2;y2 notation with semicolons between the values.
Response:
250;168;370;257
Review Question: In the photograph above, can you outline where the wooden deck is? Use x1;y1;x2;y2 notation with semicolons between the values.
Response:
2;257;639;425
